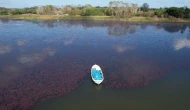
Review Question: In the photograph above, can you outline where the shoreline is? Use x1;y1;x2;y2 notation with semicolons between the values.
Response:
1;14;190;23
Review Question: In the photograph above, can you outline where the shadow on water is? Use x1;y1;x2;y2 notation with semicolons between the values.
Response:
91;79;103;90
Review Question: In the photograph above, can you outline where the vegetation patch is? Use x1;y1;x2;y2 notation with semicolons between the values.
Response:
0;1;190;22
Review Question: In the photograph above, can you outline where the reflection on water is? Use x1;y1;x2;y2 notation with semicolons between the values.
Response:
62;36;76;46
0;43;12;54
0;20;190;110
163;24;187;33
16;39;28;46
17;47;56;66
42;47;56;56
0;18;10;23
107;23;137;36
173;37;190;50
1;20;188;36
44;39;54;43
18;53;45;64
113;44;134;53
27;20;189;35
187;31;190;40
173;31;190;50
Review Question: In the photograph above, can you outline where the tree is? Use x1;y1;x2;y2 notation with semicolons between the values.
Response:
10;9;23;15
0;7;6;11
108;1;138;18
63;5;72;14
22;7;37;14
37;6;45;15
142;3;149;12
44;5;54;14
81;7;105;16
37;5;55;15
154;8;166;17
85;4;93;8
69;9;81;15
131;3;138;14
109;1;114;16
105;8;112;16
0;10;8;15
184;7;190;18
166;7;183;18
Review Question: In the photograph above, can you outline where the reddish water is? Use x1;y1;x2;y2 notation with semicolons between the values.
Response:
0;20;190;110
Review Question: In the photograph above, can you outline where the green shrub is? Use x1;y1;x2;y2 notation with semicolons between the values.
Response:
44;5;54;14
166;7;184;18
22;7;37;14
141;11;154;17
184;7;190;18
69;9;82;15
104;8;112;16
10;9;23;15
135;13;141;16
81;8;106;16
0;10;8;15
154;9;166;17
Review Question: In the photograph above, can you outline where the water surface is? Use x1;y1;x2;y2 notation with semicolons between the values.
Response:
0;19;190;110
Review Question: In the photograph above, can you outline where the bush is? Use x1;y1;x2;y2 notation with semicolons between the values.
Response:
69;9;82;15
140;11;154;17
166;7;183;18
0;10;8;15
154;9;166;17
184;7;190;18
104;8;112;16
135;13;141;16
10;9;23;15
81;8;105;16
22;7;37;14
44;5;54;14
168;16;178;21
141;3;149;12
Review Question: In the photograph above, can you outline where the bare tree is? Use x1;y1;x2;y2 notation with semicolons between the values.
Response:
131;3;138;14
44;5;54;15
109;2;113;16
37;6;45;15
85;4;93;8
63;5;72;14
108;1;138;18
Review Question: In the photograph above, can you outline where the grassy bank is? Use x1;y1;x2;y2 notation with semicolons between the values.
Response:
0;14;112;20
0;14;190;22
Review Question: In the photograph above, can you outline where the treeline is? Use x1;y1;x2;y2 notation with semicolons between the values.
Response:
0;1;190;19
0;7;37;15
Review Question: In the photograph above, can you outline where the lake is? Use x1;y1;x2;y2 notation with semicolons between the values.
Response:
0;19;190;110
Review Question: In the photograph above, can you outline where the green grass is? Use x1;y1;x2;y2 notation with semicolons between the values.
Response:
0;14;190;22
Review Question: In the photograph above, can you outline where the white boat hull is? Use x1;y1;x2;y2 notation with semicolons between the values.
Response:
92;79;103;85
91;64;104;85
